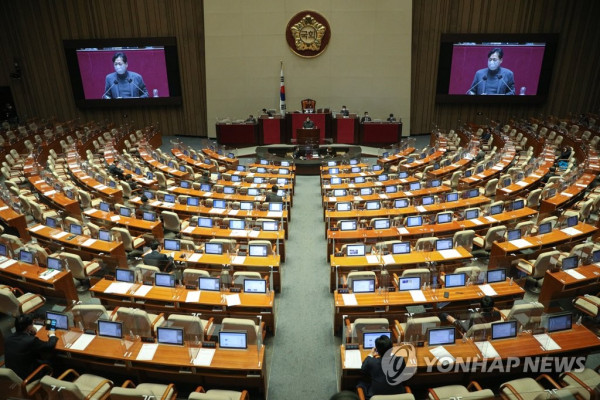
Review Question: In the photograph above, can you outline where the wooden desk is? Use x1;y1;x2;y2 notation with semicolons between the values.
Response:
67;156;124;204
540;173;597;214
296;128;321;144
215;122;259;147
458;154;516;188
495;156;555;200
162;250;282;293
28;175;81;216
489;222;598;268
329;247;473;292
0;259;78;304
321;177;418;193
202;148;239;169
90;278;276;333
360;122;402;147
82;208;164;239
0;198;30;240
333;280;524;332
139;148;191;180
400;150;445;172
339;324;600;390
171;148;216;172
321;169;383;181
216;179;294;194
169;186;293;209
38;327;267;395
427;157;472;179
180;225;286;262
376;146;416;167
539;263;600;309
28;224;127;269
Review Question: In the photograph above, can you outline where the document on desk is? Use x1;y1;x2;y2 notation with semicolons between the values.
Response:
231;256;246;264
229;230;248;237
509;239;532;249
404;191;412;196
267;211;283;218
469;218;483;225
134;285;152;297
136;343;158;361
81;238;97;247
193;348;216;366
344;349;362;369
187;253;202;262
397;227;409;235
561;192;574;198
366;255;380;264
186;290;201;303
516;181;528;187
227;209;239;215
29;224;46;232
438;249;462;259
485;216;497;223
534;334;561;351
105;282;133;294
39;269;61;280
479;284;497;296
561;227;582;236
382;254;396;265
226;294;241;307
576;183;588;188
209;208;225;214
248;230;260;238
329;196;336;202
379;194;388;199
416;206;427;213
564;269;586;280
476;341;500;358
342;294;358;306
409;290;426;302
44;190;57;196
52;231;69;239
110;215;120;222
70;333;95;351
429;346;455;363
182;226;195;234
0;259;17;269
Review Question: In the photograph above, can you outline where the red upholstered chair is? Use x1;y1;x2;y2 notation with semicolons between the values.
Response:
301;98;316;113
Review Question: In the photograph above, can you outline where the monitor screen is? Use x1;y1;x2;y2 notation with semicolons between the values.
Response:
253;177;264;184
99;230;111;242
164;239;180;251
200;183;211;192
562;255;578;270
249;244;268;257
244;279;267;293
468;189;479;198
99;202;110;212
187;197;200;207
512;199;524;210
437;213;452;224
373;165;382;171
229;219;245;230
260;159;269;165
352;279;376;293
567;215;578;227
213;200;226;209
119;207;132;217
503;178;511;188
444;273;466;288
262;221;278;231
385;185;397;193
373;219;391;230
155;272;175;288
19;250;34;264
116;268;135;283
198;277;220;291
354;176;365;183
435;238;453;251
365;201;380;210
392;242;411;254
593;250;600;263
157;327;184;345
422;196;435;206
269;203;283;212
98;320;123;339
538;222;552;235
360;187;373;195
507;229;521;241
446;192;459;202
247;188;260;196
219;331;248;349
406;216;422;227
333;189;347;197
491;320;518;340
240;201;254;210
278;168;289;175
409;182;421;191
281;161;290;167
46;311;69;330
45;217;57;228
465;209;480;220
382;152;389;158
328;168;339;175
0;243;6;257
428;327;456;346
47;256;62;271
351;167;361;173
162;194;175;204
547;313;572;333
198;217;213;228
336;202;351;211
487;269;506;283
205;243;223;255
278;177;289;186
180;180;191;188
350;159;359;165
399;172;408;179
143;211;156;222
363;331;391;349
394;199;409;208
146;172;154;180
346;244;366;257
378;174;389;182
490;204;503;215
398;277;421;291
143;190;154;200
430;179;441;188
340;220;357;231
330;177;341;185
70;224;83;235
231;175;241;182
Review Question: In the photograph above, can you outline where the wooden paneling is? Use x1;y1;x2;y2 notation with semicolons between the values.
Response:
411;0;600;135
0;0;207;136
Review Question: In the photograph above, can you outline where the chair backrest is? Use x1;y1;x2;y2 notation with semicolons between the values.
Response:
465;322;492;341
247;240;273;255
483;179;498;197
71;304;109;331
0;288;22;316
505;302;545;330
135;264;161;284
208;239;236;253
232;271;262;286
221;318;259;345
347;271;377;289
161;211;181;232
415;237;438;252
453;266;481;283
515;221;535;237
41;375;86;400
301;98;316;112
188;391;245;400
113;307;153;338
483;225;507;250
182;268;210;287
60;252;87;279
0;367;25;399
111;227;135;251
168;314;206;341
526;189;542;208
531;250;560;278
400;268;430;284
404;316;441;342
351;318;390;343
453;230;475;252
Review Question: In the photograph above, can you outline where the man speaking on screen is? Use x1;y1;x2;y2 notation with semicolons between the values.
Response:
103;52;149;99
467;47;515;95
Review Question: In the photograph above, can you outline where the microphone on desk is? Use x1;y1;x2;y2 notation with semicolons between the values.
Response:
128;79;147;97
466;76;487;95
497;75;515;95
102;80;118;99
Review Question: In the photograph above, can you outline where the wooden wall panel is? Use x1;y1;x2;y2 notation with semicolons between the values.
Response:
411;0;600;135
0;0;207;136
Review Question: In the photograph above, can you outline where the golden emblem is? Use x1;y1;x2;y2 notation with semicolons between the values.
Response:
290;14;327;52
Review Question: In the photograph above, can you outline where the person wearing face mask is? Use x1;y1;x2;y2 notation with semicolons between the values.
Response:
467;48;515;95
103;52;149;99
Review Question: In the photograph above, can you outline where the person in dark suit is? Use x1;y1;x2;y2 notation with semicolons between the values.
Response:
481;130;492;141
558;146;572;160
387;113;397;122
245;115;256;123
107;161;125;180
265;185;283;203
358;335;406;399
5;314;57;380
303;117;315;129
468;47;515;95
143;240;174;272
103;52;149;99
340;105;350;117
361;112;372;123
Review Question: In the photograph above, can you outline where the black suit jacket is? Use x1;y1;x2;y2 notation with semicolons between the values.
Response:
143;250;173;271
341;109;350;116
265;192;283;203
5;331;58;380
361;355;406;398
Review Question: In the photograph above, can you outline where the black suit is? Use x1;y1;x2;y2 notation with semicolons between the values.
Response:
5;331;58;380
361;116;372;123
359;355;406;399
265;192;283;203
143;250;173;271
340;109;350;116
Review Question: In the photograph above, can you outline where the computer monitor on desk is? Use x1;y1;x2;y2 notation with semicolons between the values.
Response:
465;209;479;220
398;277;420;291
199;277;220;291
244;279;267;294
392;242;411;254
219;331;248;349
116;268;135;283
546;313;572;333
385;185;397;194
446;192;459;202
394;199;409;208
333;189;347;197
262;221;278;231
98;230;111;242
363;331;391;349
229;219;245;230
427;327;455;346
444;273;466;288
354;176;365;184
486;269;506;284
373;219;390;230
155;273;176;288
187;197;200;207
538;222;552;235
205;243;223;255
435;238;453;251
436;212;452;224
164;239;180;251
406;216;422;227
346;244;365;257
70;223;83;235
507;229;521;241
46;311;69;330
98;320;123;339
352;279;375;293
336;202;351;212
19;250;34;264
157;327;184;346
249;244;269;257
561;256;578;270
340;220;357;231
491;321;518;340
47;256;63;271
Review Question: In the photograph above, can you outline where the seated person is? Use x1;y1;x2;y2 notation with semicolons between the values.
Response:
303;117;315;129
265;185;283;203
107;162;125;180
558;146;572;160
481;130;492;141
387;113;397;122
361;112;372;123
143;240;174;272
135;194;153;218
124;174;138;191
245;114;256;123
440;295;501;333
357;335;406;399
474;149;485;162
540;166;556;184
340;105;350;117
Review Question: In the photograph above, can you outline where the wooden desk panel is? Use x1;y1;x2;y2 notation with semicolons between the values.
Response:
83;208;164;239
376;146;416;167
0;198;30;240
399;150;445;172
427;157;472;179
203;148;239;169
28;175;81;215
458;154;515;188
540;173;597;214
139;148;191;179
171;148;217;172
539;263;600;308
67;156;123;204
169;186;292;208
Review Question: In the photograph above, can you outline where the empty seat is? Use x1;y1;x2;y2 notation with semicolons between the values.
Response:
167;314;213;342
109;380;177;400
0;363;52;400
188;386;249;400
395;316;440;342
112;307;165;338
221;317;265;346
71;304;110;331
428;381;494;400
0;287;45;317
41;369;113;400
344;317;389;343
